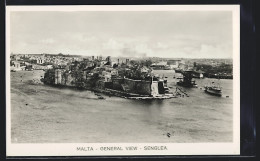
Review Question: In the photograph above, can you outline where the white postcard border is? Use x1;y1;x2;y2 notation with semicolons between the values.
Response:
6;5;240;156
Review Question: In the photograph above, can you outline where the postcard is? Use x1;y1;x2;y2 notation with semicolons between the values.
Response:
6;5;240;156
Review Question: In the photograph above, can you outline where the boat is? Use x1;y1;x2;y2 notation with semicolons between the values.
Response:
204;82;222;96
98;96;105;99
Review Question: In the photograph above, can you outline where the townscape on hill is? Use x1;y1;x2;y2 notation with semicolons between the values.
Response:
10;53;233;79
10;53;233;99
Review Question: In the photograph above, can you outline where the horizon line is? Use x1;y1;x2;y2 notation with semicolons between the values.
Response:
10;53;233;59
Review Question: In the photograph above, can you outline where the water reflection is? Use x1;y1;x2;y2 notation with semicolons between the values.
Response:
133;99;165;106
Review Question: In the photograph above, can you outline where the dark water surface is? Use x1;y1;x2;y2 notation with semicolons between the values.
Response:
11;70;233;143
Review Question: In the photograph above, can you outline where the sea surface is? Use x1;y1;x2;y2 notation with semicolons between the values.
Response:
10;70;233;143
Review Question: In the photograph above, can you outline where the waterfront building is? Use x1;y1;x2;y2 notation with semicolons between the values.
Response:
178;63;189;71
14;55;21;60
167;60;181;69
13;61;20;68
150;61;170;70
37;58;45;64
192;70;204;79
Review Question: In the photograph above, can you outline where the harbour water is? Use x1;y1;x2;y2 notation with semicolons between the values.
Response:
10;70;233;143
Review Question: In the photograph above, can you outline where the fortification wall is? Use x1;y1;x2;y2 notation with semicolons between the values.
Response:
136;81;151;95
112;78;124;90
124;78;151;95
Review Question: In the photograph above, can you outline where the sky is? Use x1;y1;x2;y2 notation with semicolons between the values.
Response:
10;11;233;58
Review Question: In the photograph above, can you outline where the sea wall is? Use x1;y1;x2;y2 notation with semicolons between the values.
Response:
136;81;152;95
96;80;106;89
124;78;151;95
52;69;151;95
96;80;113;89
112;78;124;90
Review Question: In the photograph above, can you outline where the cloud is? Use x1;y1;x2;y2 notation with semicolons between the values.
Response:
102;39;125;50
39;38;55;44
156;42;169;49
10;11;233;58
190;44;232;58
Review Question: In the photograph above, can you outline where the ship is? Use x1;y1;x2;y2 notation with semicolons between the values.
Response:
176;70;197;87
204;82;222;96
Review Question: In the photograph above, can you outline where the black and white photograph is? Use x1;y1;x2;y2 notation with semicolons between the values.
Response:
6;5;240;156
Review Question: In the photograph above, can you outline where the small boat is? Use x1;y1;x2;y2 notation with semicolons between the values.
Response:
98;96;105;99
204;82;222;96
